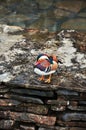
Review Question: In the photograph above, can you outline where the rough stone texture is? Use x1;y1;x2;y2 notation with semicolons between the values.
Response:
38;127;86;130
0;24;24;55
61;19;86;31
20;125;35;130
36;0;53;9
55;0;85;13
0;120;14;129
0;111;56;126
0;24;86;129
0;0;86;31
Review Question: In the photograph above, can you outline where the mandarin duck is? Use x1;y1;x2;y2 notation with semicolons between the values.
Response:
34;54;58;83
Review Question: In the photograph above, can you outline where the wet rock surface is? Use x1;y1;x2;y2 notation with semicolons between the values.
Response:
0;0;86;32
0;24;86;129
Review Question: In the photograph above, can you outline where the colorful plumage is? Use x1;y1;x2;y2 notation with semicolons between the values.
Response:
34;53;58;83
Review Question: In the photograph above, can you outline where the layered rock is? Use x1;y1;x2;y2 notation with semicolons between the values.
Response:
0;24;86;129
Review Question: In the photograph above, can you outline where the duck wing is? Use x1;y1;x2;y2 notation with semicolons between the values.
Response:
35;59;51;72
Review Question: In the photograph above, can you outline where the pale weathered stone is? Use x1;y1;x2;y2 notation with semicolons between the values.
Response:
2;25;24;33
0;25;25;55
0;120;14;129
20;125;35;130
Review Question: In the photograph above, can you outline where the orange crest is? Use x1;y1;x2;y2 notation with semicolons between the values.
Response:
52;55;58;62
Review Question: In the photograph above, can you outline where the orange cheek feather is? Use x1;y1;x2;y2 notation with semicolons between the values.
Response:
51;62;58;70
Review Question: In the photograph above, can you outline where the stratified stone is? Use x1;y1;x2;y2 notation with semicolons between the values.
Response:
38;126;69;130
0;99;21;106
0;111;56;126
56;89;78;96
22;103;48;115
61;112;86;122
47;99;67;105
28;113;56;126
4;93;44;104
79;100;86;105
10;88;54;97
0;120;14;129
68;105;86;111
38;127;86;130
0;83;10;93
51;105;66;111
57;121;86;127
47;98;67;111
70;127;86;130
20;125;35;130
80;92;86;99
0;103;48;115
68;101;86;111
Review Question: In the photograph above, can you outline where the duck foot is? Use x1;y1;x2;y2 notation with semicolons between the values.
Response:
45;78;51;83
45;74;51;83
38;75;45;81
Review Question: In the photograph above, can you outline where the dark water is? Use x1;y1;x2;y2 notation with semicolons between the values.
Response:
0;0;86;32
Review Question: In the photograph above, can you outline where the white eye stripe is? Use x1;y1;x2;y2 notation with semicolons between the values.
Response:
39;56;49;60
53;61;57;64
